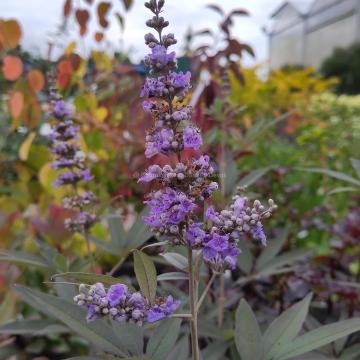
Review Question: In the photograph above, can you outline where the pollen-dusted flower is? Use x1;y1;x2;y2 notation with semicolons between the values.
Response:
183;126;202;150
147;295;180;323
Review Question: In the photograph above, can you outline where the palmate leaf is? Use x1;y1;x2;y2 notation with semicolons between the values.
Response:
235;299;263;360
165;336;189;360
157;272;189;281
13;285;128;357
133;250;157;304
146;318;182;360
350;158;360;178
263;293;313;360
275;319;360;360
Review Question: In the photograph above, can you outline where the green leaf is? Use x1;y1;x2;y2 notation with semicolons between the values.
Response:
0;250;50;268
237;166;272;188
299;167;360;187
89;235;121;254
237;239;254;274
235;298;263;360
165;336;189;360
13;285;127;357
201;341;229;360
263;293;313;360
258;249;311;275
125;209;152;249
256;228;288;271
146;318;182;360
0;319;68;336
161;253;188;271
224;151;239;195
133;250;157;304
108;208;127;248
157;272;189;281
327;186;358;195
276;319;360;360
111;321;144;356
51;272;131;287
350;158;360;178
339;343;360;360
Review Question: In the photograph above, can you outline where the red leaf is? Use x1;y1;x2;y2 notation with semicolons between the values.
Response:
97;2;111;28
75;9;90;36
63;0;72;17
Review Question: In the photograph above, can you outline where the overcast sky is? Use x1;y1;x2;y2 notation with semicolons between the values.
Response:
0;0;288;66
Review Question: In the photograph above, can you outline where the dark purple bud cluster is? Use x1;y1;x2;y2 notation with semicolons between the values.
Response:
48;94;98;233
140;0;277;272
74;282;180;325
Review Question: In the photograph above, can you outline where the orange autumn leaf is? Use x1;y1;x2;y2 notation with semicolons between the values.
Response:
75;9;90;36
2;55;23;81
58;59;73;74
97;2;111;28
0;19;22;49
8;91;24;118
27;70;45;93
95;32;104;42
63;0;72;17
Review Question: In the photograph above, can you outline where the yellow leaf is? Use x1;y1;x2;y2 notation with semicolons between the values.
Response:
64;41;77;56
19;132;36;161
93;107;108;121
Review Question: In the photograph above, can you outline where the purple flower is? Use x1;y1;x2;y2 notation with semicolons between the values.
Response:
172;106;191;121
53;100;74;118
145;128;174;158
183;126;202;150
141;78;166;98
206;233;229;252
142;100;156;113
147;45;176;68
233;196;247;217
82;169;93;182
168;71;191;89
206;207;221;224
147;295;180;323
252;225;267;246
107;284;128;307
138;165;162;183
86;304;99;322
186;223;206;246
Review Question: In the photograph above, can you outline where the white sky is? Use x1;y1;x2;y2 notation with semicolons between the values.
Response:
0;0;288;66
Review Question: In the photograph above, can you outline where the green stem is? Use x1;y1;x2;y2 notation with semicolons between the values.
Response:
196;272;217;312
188;246;200;360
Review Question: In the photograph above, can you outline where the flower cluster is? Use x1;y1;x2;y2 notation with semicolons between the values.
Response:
74;282;180;325
48;94;97;233
140;0;277;271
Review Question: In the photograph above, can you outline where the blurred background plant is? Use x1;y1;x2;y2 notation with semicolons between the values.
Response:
0;0;360;359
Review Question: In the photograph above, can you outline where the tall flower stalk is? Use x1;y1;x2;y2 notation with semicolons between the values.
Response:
140;1;277;358
48;85;98;265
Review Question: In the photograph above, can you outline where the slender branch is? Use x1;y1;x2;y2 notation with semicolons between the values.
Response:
188;246;200;360
170;313;192;318
108;256;126;276
196;272;217;312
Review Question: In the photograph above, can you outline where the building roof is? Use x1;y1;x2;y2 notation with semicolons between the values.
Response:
271;0;314;18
